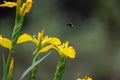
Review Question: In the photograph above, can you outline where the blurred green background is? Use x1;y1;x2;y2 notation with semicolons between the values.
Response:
1;0;120;80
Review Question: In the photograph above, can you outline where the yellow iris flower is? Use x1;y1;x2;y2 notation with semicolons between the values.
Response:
77;76;92;80
53;41;76;58
0;0;32;14
17;30;61;53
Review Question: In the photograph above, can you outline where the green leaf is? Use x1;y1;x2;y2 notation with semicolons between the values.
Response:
2;54;8;80
19;51;51;80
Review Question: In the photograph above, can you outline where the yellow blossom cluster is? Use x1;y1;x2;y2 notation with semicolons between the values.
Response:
0;0;32;15
0;30;76;59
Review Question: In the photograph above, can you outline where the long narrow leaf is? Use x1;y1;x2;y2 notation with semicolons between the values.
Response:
2;54;8;80
19;51;51;80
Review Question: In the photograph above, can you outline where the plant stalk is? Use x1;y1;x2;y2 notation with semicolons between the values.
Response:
53;56;66;80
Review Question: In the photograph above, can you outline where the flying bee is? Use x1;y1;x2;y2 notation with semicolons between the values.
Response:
66;22;74;28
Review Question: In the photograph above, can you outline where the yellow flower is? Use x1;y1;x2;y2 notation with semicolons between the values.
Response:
77;76;92;80
0;0;32;14
17;30;61;53
0;35;12;50
54;41;76;58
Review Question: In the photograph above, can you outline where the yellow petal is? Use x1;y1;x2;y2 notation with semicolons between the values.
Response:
42;36;61;45
38;29;44;41
48;37;61;45
17;33;33;44
0;35;11;50
0;1;16;8
25;0;32;13
38;45;53;53
62;47;75;58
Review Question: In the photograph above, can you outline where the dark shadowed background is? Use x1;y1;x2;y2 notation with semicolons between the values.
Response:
1;0;120;80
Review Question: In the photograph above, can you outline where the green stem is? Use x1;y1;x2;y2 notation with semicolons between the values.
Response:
53;56;67;80
29;50;41;80
12;18;24;47
3;1;23;79
6;17;24;72
6;49;14;72
29;39;42;80
5;11;24;80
